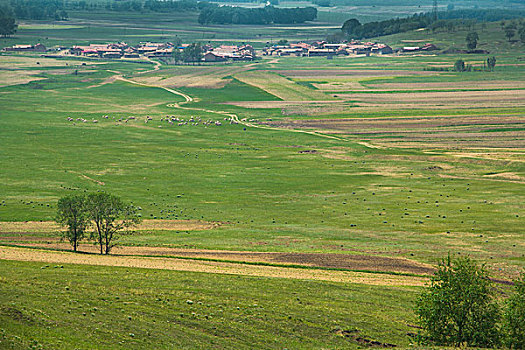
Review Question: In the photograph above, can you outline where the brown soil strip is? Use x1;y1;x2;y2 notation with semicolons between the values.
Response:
367;81;525;90
5;242;434;276
0;220;220;233
277;70;432;77
0;246;426;286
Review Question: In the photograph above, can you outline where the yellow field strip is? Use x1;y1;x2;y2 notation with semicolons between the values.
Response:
0;246;427;286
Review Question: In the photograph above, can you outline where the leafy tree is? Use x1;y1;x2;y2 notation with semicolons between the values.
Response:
86;192;141;255
487;56;496;71
0;5;17;37
341;18;361;36
56;194;90;252
171;49;182;63
466;31;479;50
277;39;288;46
415;255;501;348
454;59;466;72
504;272;525;349
504;23;516;42
518;25;525;44
182;43;203;63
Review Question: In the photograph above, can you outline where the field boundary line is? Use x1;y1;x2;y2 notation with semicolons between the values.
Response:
0;245;427;286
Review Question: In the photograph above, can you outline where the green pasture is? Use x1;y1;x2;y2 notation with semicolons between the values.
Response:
0;259;419;349
0;55;523;275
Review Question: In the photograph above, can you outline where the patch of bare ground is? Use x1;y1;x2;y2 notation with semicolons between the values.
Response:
483;172;524;181
6;242;434;275
224;100;352;116
0;55;105;68
333;329;397;348
223;100;342;109
0;70;46;87
367;81;525;90
312;81;367;91
0;220;220;234
132;66;251;89
264;115;525;131
335;90;525;108
0;246;427;286
264;116;525;150
86;76;117;88
277;70;433;77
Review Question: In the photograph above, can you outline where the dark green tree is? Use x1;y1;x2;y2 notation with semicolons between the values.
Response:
0;5;17;37
487;56;496;71
518;25;525;44
86;192;141;255
171;49;182;64
504;23;516;42
504;272;525;349
56;194;90;252
415;255;501;348
341;18;361;36
454;59;466;72
466;31;479;50
182;43;203;63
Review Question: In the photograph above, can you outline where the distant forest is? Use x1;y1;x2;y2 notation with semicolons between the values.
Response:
0;0;202;20
198;5;317;25
1;0;316;24
340;9;525;39
1;0;523;27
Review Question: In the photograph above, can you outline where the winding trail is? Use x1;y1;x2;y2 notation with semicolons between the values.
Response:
105;58;362;143
116;73;357;143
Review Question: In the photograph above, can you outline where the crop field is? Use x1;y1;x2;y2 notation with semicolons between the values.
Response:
0;7;524;348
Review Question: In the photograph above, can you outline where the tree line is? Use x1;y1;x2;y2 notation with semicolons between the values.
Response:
339;8;525;40
56;192;141;255
0;4;17;37
415;255;524;349
4;0;68;20
198;5;317;25
0;0;203;20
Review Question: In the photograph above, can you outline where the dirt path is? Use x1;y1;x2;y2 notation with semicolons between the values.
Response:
0;246;426;286
113;72;382;147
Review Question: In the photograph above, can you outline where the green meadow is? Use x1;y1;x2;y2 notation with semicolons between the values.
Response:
0;260;418;349
0;54;523;270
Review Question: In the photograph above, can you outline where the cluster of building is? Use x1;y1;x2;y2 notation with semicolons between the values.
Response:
3;43;47;52
201;45;255;62
263;41;394;57
3;40;438;60
2;41;257;61
401;43;439;52
68;42;185;58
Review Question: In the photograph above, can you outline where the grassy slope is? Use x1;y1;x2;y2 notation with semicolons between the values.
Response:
0;260;418;349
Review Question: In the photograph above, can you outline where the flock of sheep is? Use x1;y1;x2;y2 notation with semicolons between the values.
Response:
64;115;256;127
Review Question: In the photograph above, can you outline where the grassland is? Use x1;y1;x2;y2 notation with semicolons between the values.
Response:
0;50;524;271
0;259;419;349
0;10;524;348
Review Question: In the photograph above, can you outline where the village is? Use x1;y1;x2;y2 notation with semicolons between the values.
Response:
3;40;438;61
